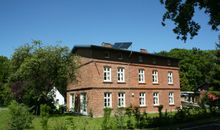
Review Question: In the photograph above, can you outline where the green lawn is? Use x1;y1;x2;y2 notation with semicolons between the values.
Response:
1;107;220;130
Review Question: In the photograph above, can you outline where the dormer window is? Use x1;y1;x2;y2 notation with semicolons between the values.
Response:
104;51;110;58
118;53;123;60
152;58;157;64
167;59;171;66
138;56;143;62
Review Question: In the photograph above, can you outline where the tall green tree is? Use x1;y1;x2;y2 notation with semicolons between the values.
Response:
160;0;220;41
158;48;215;91
9;40;78;114
0;56;12;106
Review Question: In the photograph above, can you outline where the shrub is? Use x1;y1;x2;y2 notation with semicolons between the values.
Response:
125;107;135;129
52;119;68;130
102;108;112;130
40;104;51;130
65;117;76;130
8;100;33;130
114;108;126;129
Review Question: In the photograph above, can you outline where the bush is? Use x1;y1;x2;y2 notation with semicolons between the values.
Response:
8;100;33;130
52;119;68;130
125;107;135;129
114;108;126;129
102;108;112;130
40;104;51;130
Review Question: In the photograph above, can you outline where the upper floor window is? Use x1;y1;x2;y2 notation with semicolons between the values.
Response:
138;69;145;83
118;92;125;107
104;51;110;58
168;92;174;105
153;92;159;106
103;66;111;82
152;70;158;84
139;92;146;106
117;67;125;82
168;72;173;84
104;92;112;108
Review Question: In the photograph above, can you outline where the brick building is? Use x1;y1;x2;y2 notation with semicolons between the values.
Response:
66;43;181;117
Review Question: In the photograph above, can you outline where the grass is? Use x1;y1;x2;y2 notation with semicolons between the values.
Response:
0;107;10;130
1;107;220;130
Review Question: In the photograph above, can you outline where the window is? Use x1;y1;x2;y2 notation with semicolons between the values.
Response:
104;51;110;58
69;93;75;112
118;53;123;60
153;92;159;106
139;92;146;106
169;92;174;105
118;93;125;107
103;66;111;82
138;56;143;62
104;93;112;108
138;69;145;83
168;72;173;84
152;70;158;83
117;67;125;82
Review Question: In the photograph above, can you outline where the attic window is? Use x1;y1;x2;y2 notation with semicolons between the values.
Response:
104;51;110;58
167;59;171;66
118;53;123;60
138;56;143;62
152;58;157;64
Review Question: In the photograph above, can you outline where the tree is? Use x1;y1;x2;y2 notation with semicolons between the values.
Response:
160;0;220;41
157;48;215;91
0;56;12;106
9;40;78;114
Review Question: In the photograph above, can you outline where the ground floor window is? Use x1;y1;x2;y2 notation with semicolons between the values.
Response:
153;92;159;106
104;92;112;108
80;93;87;114
139;92;146;106
118;92;125;107
69;93;75;112
169;92;174;105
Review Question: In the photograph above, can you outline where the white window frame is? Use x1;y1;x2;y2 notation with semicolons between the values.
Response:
104;93;112;108
118;92;125;107
152;70;158;84
138;69;145;83
139;92;146;107
168;72;173;84
117;67;125;82
69;93;75;112
153;92;159;106
169;92;174;105
103;66;111;82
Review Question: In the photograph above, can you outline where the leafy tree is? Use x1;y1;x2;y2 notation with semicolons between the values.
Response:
160;0;220;41
9;40;78;114
0;56;12;106
211;36;220;90
157;48;215;91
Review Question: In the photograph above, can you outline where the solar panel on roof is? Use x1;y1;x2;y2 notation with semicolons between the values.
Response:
113;42;132;49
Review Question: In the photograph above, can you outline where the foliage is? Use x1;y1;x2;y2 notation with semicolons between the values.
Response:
9;40;78;114
8;100;33;130
0;56;12;106
102;108;112;130
160;0;220;41
125;106;135;129
40;104;50;130
157;48;216;91
114;108;126;129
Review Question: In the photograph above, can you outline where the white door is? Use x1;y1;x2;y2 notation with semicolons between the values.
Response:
80;93;87;115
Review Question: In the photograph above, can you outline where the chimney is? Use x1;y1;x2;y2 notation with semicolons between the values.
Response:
101;42;112;48
140;49;147;53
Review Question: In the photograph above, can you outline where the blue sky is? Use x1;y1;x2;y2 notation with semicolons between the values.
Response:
0;0;219;58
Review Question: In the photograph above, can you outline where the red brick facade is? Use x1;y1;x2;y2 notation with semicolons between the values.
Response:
67;45;181;117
